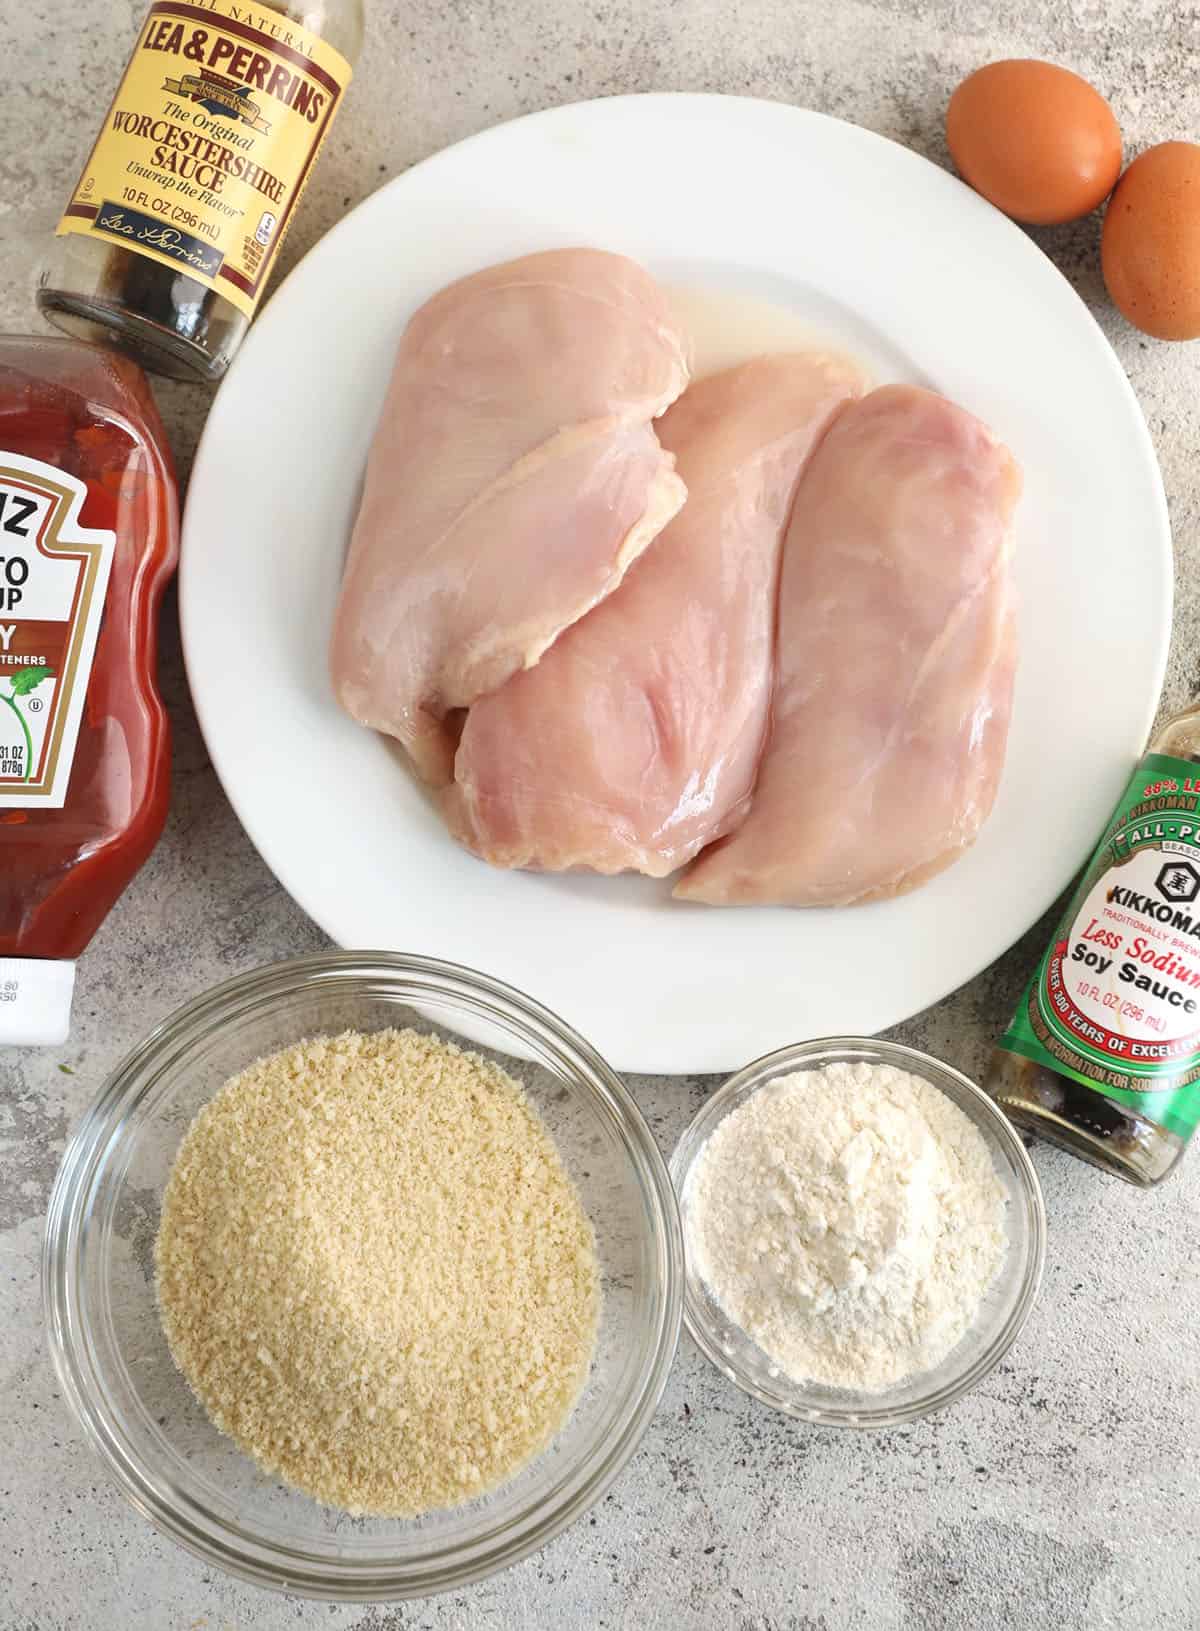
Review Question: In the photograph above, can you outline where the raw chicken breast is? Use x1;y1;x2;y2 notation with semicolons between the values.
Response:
444;353;867;875
330;250;689;785
676;384;1020;907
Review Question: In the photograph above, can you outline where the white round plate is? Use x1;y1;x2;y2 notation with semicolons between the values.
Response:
182;93;1171;1074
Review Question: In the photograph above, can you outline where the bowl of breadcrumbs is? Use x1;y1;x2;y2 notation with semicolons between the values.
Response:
44;952;683;1601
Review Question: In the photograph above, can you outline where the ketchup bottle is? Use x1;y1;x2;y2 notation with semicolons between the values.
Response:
0;337;177;1044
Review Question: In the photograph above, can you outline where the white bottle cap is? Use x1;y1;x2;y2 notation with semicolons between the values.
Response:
0;958;76;1046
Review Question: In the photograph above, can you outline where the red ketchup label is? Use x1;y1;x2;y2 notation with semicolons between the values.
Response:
0;454;115;809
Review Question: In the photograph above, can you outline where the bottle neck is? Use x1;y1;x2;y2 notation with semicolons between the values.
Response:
1150;702;1200;762
263;0;363;61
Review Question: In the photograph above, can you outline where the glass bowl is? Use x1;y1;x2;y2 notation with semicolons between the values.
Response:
670;1036;1045;1428
44;952;683;1600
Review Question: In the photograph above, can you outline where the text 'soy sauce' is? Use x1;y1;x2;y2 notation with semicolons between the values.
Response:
0;337;177;1043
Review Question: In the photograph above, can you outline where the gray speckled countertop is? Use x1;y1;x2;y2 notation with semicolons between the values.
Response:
3;2;1200;1626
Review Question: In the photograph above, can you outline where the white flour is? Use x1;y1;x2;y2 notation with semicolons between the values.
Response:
686;1061;1009;1391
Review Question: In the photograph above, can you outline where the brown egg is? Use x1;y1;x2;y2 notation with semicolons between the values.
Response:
1102;142;1200;340
947;59;1122;225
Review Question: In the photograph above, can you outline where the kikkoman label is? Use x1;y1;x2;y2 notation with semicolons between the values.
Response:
999;753;1200;1139
0;455;116;810
55;1;352;320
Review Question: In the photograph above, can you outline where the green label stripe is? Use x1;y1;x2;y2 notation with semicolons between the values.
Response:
998;1027;1200;1142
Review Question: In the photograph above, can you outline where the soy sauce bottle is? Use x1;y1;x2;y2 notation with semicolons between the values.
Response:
37;0;363;383
986;703;1200;1185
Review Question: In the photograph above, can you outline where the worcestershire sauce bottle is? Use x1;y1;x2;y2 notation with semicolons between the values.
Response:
37;0;363;382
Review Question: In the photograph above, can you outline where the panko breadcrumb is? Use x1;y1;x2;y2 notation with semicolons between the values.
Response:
155;1027;600;1517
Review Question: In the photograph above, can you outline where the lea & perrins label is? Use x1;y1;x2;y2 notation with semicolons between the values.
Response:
54;2;353;321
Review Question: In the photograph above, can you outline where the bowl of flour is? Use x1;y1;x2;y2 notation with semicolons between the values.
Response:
670;1038;1045;1426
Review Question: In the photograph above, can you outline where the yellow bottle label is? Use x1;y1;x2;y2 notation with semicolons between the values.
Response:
55;2;352;320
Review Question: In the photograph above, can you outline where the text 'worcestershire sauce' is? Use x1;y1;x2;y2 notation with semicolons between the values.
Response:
37;0;363;383
986;703;1200;1185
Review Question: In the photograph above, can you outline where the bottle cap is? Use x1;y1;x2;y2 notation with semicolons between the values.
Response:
0;958;76;1046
